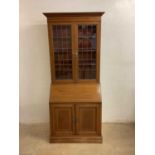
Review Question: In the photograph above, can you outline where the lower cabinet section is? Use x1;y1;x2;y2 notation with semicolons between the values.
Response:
50;103;102;143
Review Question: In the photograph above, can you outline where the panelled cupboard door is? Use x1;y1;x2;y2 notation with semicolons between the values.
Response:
51;104;75;136
49;23;75;82
76;103;101;136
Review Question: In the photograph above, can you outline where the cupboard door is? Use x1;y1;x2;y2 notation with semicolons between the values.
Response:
76;104;101;135
51;104;75;136
77;24;98;80
51;24;73;81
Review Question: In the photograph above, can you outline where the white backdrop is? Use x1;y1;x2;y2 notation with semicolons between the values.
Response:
19;0;134;123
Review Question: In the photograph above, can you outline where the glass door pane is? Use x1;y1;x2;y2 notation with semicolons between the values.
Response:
52;25;72;80
78;24;97;79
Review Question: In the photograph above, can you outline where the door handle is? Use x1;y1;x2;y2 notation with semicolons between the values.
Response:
72;51;78;57
75;52;78;57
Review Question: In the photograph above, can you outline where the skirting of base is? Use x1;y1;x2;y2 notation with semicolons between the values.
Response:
50;136;102;143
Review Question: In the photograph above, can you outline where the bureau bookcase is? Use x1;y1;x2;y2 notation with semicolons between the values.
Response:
43;12;104;143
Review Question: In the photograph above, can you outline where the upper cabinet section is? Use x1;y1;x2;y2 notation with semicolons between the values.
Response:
43;12;104;83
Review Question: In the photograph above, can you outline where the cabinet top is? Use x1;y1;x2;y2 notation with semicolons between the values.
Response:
50;83;102;103
43;12;105;18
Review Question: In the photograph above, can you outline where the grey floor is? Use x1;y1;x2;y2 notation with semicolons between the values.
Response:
20;123;135;155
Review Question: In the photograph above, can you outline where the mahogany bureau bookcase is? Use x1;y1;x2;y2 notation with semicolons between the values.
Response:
43;12;104;143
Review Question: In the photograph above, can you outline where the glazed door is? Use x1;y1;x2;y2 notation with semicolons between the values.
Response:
76;23;99;81
75;104;101;136
51;104;75;136
50;24;75;82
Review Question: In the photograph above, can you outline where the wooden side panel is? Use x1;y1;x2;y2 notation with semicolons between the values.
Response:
51;103;75;136
76;103;101;136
